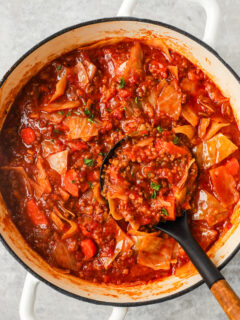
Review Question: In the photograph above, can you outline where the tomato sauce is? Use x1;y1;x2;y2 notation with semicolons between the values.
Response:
0;38;239;284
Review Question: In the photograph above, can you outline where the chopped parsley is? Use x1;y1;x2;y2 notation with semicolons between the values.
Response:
135;97;138;104
173;136;179;145
54;129;62;134
147;172;152;178
161;208;169;216
119;78;125;89
151;182;161;191
100;152;106;157
50;139;55;143
157;126;163;133
73;111;81;116
84;158;94;167
72;180;75;184
88;182;93;189
84;108;93;118
152;190;157;199
66;111;71;116
58;111;64;115
83;100;87;106
57;64;62;70
84;108;94;123
123;107;127;111
106;108;112;113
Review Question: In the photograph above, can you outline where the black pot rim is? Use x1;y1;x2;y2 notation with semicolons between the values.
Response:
0;16;240;308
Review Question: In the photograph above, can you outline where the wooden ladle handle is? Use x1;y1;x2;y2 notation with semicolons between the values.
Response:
211;279;240;320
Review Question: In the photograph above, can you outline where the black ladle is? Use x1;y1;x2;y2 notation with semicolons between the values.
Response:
100;139;240;320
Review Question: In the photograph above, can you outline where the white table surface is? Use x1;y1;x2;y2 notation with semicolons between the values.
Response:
0;0;240;319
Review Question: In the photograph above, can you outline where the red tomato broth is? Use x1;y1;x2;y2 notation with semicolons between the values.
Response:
0;38;239;285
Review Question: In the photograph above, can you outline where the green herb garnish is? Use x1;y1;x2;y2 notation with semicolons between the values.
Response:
157;126;163;133
58;111;64;115
135;97;138;104
84;158;94;167
54;129;62;134
147;173;152;178
173;136;179;145
72;180;75;184
84;108;93;118
57;64;62;70
161;208;169;216
151;182;161;191
73;111;81;116
88;118;94;123
88;182;93;189
66;111;71;116
83;100;87;106
123;107;127;111
152;190;157;199
100;152;106;157
50;139;55;143
120;78;125;89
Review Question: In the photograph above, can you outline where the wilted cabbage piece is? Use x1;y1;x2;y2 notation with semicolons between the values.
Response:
173;125;195;140
47;150;68;175
41;101;80;113
157;82;182;120
193;133;238;169
181;104;199;127
49;74;67;102
192;190;228;226
64;116;101;140
204;120;229;140
99;218;133;269
210;166;239;207
198;118;210;139
138;236;174;270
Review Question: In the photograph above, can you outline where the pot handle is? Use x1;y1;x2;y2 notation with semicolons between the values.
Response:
19;272;128;320
117;0;220;49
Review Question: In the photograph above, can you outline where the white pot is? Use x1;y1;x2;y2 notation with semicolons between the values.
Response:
0;0;239;319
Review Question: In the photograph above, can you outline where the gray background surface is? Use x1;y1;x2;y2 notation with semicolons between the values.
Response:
0;0;239;319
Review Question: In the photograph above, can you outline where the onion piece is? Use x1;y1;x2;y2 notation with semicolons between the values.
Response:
173;125;195;140
36;158;52;193
53;207;78;240
198;118;210;139
93;183;105;204
181;104;199;127
41;101;80;113
204;120;229;140
49;74;67;102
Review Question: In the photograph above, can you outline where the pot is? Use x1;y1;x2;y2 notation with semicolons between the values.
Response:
0;0;240;319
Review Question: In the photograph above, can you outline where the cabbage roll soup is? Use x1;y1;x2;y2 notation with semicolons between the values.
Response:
0;38;239;285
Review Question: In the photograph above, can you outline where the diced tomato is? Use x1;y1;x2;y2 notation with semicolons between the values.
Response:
68;141;88;152
63;169;79;197
80;239;97;258
79;225;91;237
119;89;132;99
164;196;176;221
80;181;89;193
87;170;99;182
225;158;239;176
156;140;188;157
21;127;36;145
210;166;239;207
26;200;49;226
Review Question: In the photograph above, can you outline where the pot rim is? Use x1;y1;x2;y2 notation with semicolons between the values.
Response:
0;16;240;307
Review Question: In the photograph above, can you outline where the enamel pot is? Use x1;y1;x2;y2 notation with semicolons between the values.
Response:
0;0;240;319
